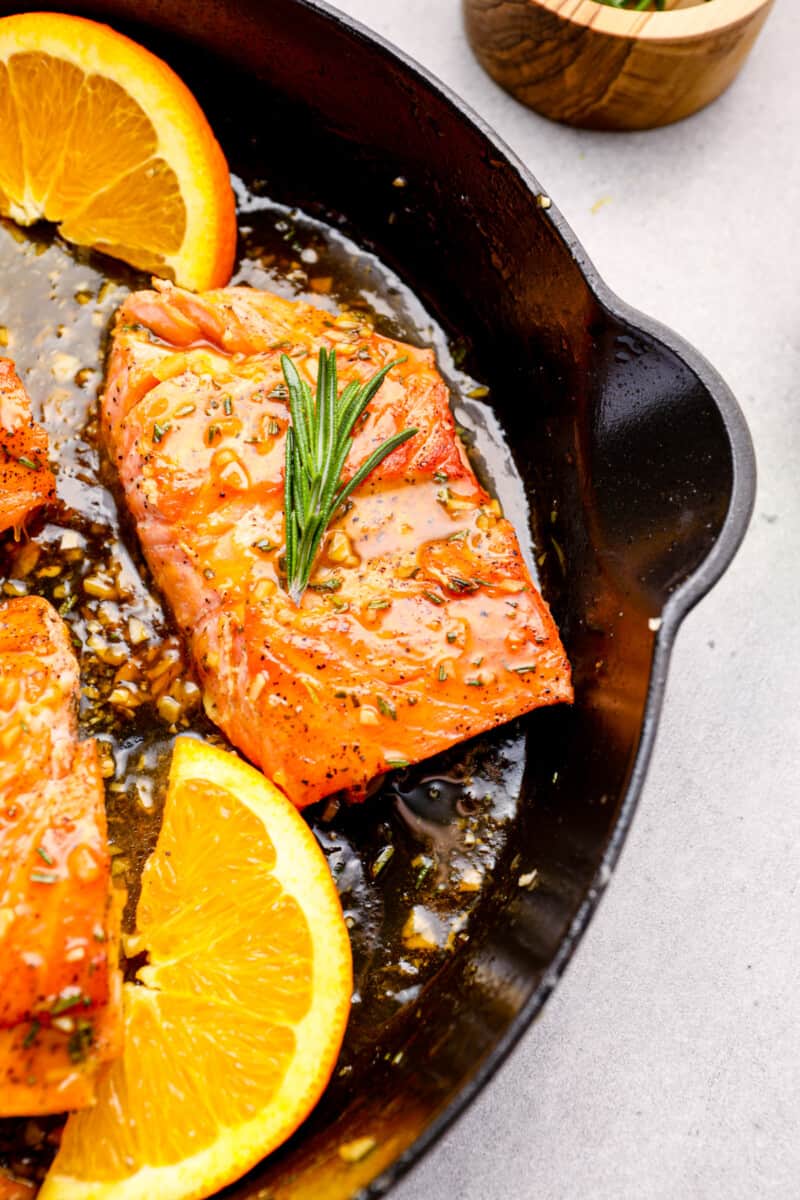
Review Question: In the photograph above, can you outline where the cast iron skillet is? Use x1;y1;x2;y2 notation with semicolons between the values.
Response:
1;0;755;1195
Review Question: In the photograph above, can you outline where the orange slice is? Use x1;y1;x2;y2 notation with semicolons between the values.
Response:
0;12;236;289
40;737;352;1200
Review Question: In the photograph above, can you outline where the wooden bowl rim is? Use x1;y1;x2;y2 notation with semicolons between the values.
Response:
528;0;773;42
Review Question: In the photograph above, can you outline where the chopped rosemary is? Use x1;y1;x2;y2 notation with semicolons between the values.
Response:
17;455;39;470
385;757;409;769
438;664;448;682
377;696;397;720
448;575;479;593
36;845;54;866
281;348;416;604
415;858;434;888
30;869;58;884
23;1020;40;1049
51;992;84;1016
370;845;395;879
267;419;281;436
68;1019;94;1064
308;576;343;592
510;664;537;674
253;539;274;553
223;396;233;415
152;421;170;444
207;423;221;444
368;598;390;610
423;590;444;606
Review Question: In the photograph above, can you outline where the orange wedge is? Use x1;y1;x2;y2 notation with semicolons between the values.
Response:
40;737;352;1200
0;12;236;289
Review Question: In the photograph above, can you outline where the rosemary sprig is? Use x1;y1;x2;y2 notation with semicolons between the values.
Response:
281;348;417;604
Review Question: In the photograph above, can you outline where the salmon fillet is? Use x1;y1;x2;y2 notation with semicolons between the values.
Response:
0;1171;36;1199
103;281;572;807
0;358;54;536
0;597;122;1116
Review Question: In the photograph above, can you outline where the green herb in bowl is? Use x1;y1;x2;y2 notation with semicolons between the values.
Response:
597;0;666;9
596;0;711;8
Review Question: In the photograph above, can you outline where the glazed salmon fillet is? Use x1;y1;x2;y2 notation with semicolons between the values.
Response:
103;281;572;807
0;597;122;1116
0;1171;36;1199
0;358;55;535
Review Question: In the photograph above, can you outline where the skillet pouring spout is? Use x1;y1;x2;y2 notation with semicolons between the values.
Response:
0;0;755;1195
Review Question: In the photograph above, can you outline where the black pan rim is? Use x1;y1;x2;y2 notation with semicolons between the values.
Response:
284;1;756;1194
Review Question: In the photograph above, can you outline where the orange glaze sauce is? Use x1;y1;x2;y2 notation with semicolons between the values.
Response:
0;184;554;1187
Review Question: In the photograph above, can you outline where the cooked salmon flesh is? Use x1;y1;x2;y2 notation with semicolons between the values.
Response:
0;596;122;1116
103;281;572;807
0;357;55;536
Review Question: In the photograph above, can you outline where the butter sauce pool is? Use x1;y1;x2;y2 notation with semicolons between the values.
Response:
0;187;536;1186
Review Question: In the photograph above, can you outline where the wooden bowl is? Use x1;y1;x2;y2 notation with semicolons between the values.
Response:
463;0;775;130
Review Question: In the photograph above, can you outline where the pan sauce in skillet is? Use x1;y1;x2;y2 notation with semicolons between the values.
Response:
0;183;549;1186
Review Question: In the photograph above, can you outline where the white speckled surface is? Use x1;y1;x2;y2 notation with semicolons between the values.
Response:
328;1;800;1196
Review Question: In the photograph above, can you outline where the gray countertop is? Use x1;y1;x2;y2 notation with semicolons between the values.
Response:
330;2;799;1197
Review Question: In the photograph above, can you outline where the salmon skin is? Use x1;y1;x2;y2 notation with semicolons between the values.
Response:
103;280;572;807
0;597;122;1116
0;358;54;536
